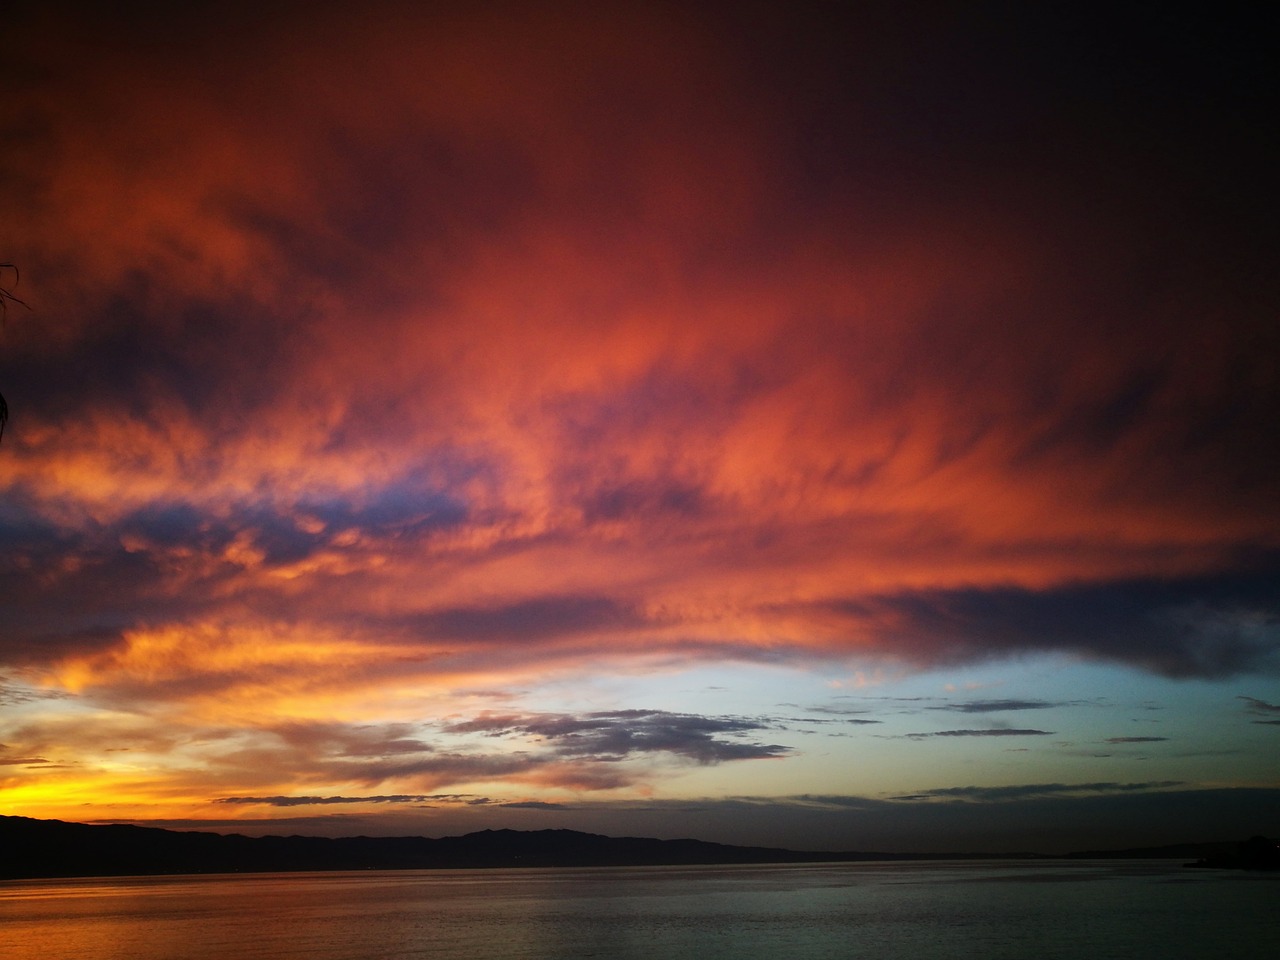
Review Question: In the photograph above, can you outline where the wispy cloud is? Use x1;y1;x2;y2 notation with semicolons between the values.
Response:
930;699;1061;714
780;716;882;727
900;729;1055;740
888;781;1185;802
1239;696;1280;725
1239;696;1280;712
499;801;566;810
213;795;482;807
0;681;68;707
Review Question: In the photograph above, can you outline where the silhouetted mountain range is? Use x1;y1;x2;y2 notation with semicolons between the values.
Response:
0;816;903;879
1;816;1273;880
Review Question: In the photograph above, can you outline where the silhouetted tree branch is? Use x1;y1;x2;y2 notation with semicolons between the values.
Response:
0;262;29;445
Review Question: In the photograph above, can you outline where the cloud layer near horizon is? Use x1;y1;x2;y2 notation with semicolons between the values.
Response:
0;3;1277;832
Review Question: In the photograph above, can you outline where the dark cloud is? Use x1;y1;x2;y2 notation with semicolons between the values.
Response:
163;721;611;796
213;722;616;793
0;481;479;669
828;564;1280;678
1238;695;1280;715
165;712;793;798
779;704;882;726
931;699;1061;714
579;479;709;525
1239;697;1280;726
293;479;470;541
1103;737;1168;744
0;525;169;667
499;801;565;810
410;596;642;644
888;781;1184;802
801;704;887;716
901;729;1055;740
0;681;67;706
781;716;882;727
444;709;790;764
234;749;574;794
213;795;474;807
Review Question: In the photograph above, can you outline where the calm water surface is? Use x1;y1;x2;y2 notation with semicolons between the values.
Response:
1;860;1275;960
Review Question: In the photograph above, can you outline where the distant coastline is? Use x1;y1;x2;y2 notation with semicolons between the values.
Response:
2;815;1274;880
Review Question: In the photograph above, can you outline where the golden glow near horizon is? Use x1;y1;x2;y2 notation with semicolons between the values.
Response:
1;4;1277;850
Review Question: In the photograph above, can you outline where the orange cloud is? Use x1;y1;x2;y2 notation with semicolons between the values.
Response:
1;2;1276;828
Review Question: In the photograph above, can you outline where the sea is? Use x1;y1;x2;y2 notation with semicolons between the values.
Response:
0;860;1275;960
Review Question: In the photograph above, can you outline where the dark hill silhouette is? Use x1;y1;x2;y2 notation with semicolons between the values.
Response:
0;816;857;879
1186;835;1280;871
1;816;1024;879
2;816;1273;880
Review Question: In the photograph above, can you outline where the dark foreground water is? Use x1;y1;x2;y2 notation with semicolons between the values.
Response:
1;860;1275;960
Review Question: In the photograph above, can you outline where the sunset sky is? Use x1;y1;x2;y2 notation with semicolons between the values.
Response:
1;2;1276;853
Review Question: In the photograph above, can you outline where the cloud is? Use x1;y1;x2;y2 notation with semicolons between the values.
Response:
1239;696;1280;725
443;710;791;764
407;597;642;645
0;680;67;707
1238;696;1280;714
0;701;795;814
213;795;477;807
267;722;435;759
499;801;565;810
1;1;1276;693
900;729;1055;740
210;744;595;796
777;703;883;727
781;716;883;727
887;781;1184;802
931;700;1061;713
820;567;1280;678
800;704;892;716
1103;737;1168;744
0;1;1277;833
